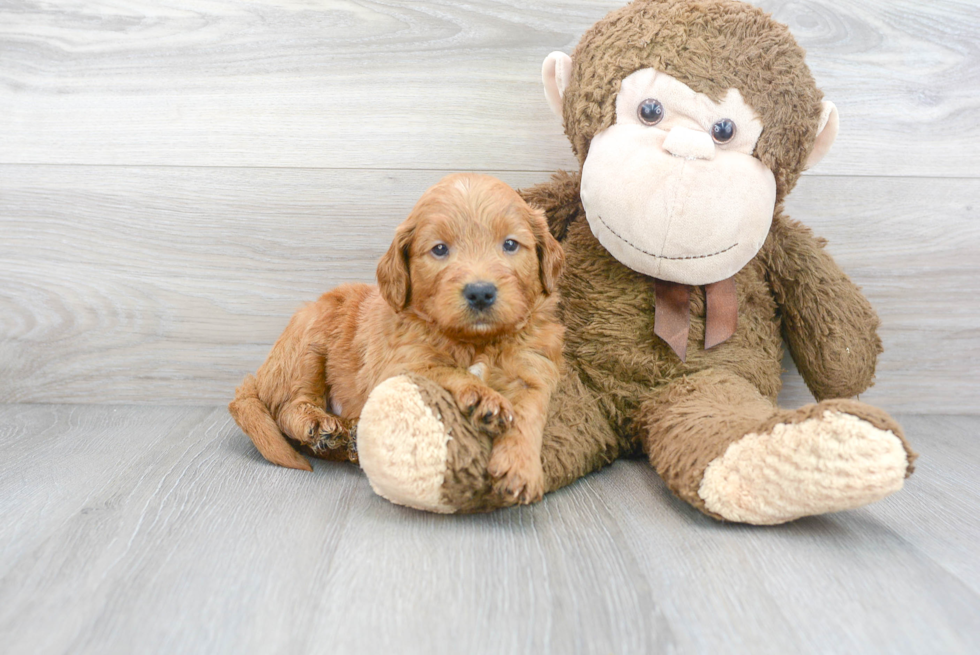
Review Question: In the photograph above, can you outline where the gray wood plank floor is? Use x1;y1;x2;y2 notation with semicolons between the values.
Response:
1;405;977;655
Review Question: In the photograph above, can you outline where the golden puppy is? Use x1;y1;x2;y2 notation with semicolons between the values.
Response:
229;173;565;503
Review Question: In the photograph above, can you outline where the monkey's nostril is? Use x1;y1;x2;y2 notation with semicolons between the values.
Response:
463;282;497;311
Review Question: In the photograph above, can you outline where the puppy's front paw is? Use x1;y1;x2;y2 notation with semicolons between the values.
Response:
488;437;544;505
453;384;514;436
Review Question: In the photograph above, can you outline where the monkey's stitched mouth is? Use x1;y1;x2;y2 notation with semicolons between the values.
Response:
595;215;737;261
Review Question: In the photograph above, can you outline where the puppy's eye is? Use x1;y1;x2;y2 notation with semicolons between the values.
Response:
711;118;736;143
502;239;520;254
638;99;664;126
430;243;449;258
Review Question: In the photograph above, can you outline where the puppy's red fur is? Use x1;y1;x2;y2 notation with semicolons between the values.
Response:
229;173;565;503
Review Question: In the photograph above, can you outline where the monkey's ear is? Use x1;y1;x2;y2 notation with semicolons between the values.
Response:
542;51;573;119
376;220;414;311
528;205;565;294
804;101;839;170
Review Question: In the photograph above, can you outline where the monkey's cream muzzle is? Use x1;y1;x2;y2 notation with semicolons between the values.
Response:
581;124;776;285
542;60;837;288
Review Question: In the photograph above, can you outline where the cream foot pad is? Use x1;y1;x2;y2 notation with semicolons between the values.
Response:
357;375;456;514
699;410;909;525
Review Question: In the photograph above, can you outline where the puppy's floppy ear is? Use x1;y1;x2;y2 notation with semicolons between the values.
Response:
527;205;564;294
377;218;415;311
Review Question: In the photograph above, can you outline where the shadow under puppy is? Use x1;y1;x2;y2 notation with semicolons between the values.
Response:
229;173;565;503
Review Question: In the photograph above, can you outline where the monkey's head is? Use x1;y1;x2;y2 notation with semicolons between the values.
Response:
542;0;838;285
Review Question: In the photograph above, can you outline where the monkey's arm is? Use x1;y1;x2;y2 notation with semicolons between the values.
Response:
761;210;882;401
519;171;584;241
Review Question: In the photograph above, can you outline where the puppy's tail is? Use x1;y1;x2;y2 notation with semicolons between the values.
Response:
228;375;313;472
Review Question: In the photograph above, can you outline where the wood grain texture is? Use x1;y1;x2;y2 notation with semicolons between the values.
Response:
2;165;977;411
1;0;978;176
0;404;977;654
777;174;980;413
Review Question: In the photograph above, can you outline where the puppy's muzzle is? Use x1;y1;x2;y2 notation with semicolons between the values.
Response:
463;282;497;312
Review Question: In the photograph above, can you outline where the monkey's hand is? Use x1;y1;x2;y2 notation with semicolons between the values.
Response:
762;212;882;401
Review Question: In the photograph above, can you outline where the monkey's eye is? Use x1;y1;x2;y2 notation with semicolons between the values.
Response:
502;238;520;254
430;243;449;258
637;99;665;126
711;118;736;143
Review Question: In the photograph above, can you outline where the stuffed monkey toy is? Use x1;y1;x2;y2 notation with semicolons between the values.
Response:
349;0;917;524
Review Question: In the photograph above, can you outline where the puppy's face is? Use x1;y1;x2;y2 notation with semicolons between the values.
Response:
377;174;564;341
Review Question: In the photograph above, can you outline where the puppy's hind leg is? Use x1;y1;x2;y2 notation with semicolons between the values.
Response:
230;375;313;471
280;402;359;464
275;347;359;464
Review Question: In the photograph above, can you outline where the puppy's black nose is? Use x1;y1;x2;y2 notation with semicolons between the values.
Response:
464;282;497;311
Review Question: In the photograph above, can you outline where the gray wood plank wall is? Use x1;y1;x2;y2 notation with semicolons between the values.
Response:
2;0;978;411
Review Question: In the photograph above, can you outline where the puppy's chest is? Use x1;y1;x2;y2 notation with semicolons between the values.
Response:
463;347;516;391
466;357;495;386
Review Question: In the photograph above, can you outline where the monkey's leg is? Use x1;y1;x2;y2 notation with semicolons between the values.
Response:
356;367;626;513
636;369;917;524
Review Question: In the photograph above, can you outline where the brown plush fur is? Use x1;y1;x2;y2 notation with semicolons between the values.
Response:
230;174;565;501
510;170;915;512
422;0;915;514
415;364;627;513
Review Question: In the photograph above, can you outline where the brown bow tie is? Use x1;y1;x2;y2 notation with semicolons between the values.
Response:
653;277;738;362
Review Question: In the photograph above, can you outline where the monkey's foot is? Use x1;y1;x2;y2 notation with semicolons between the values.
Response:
698;405;916;525
357;374;518;513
